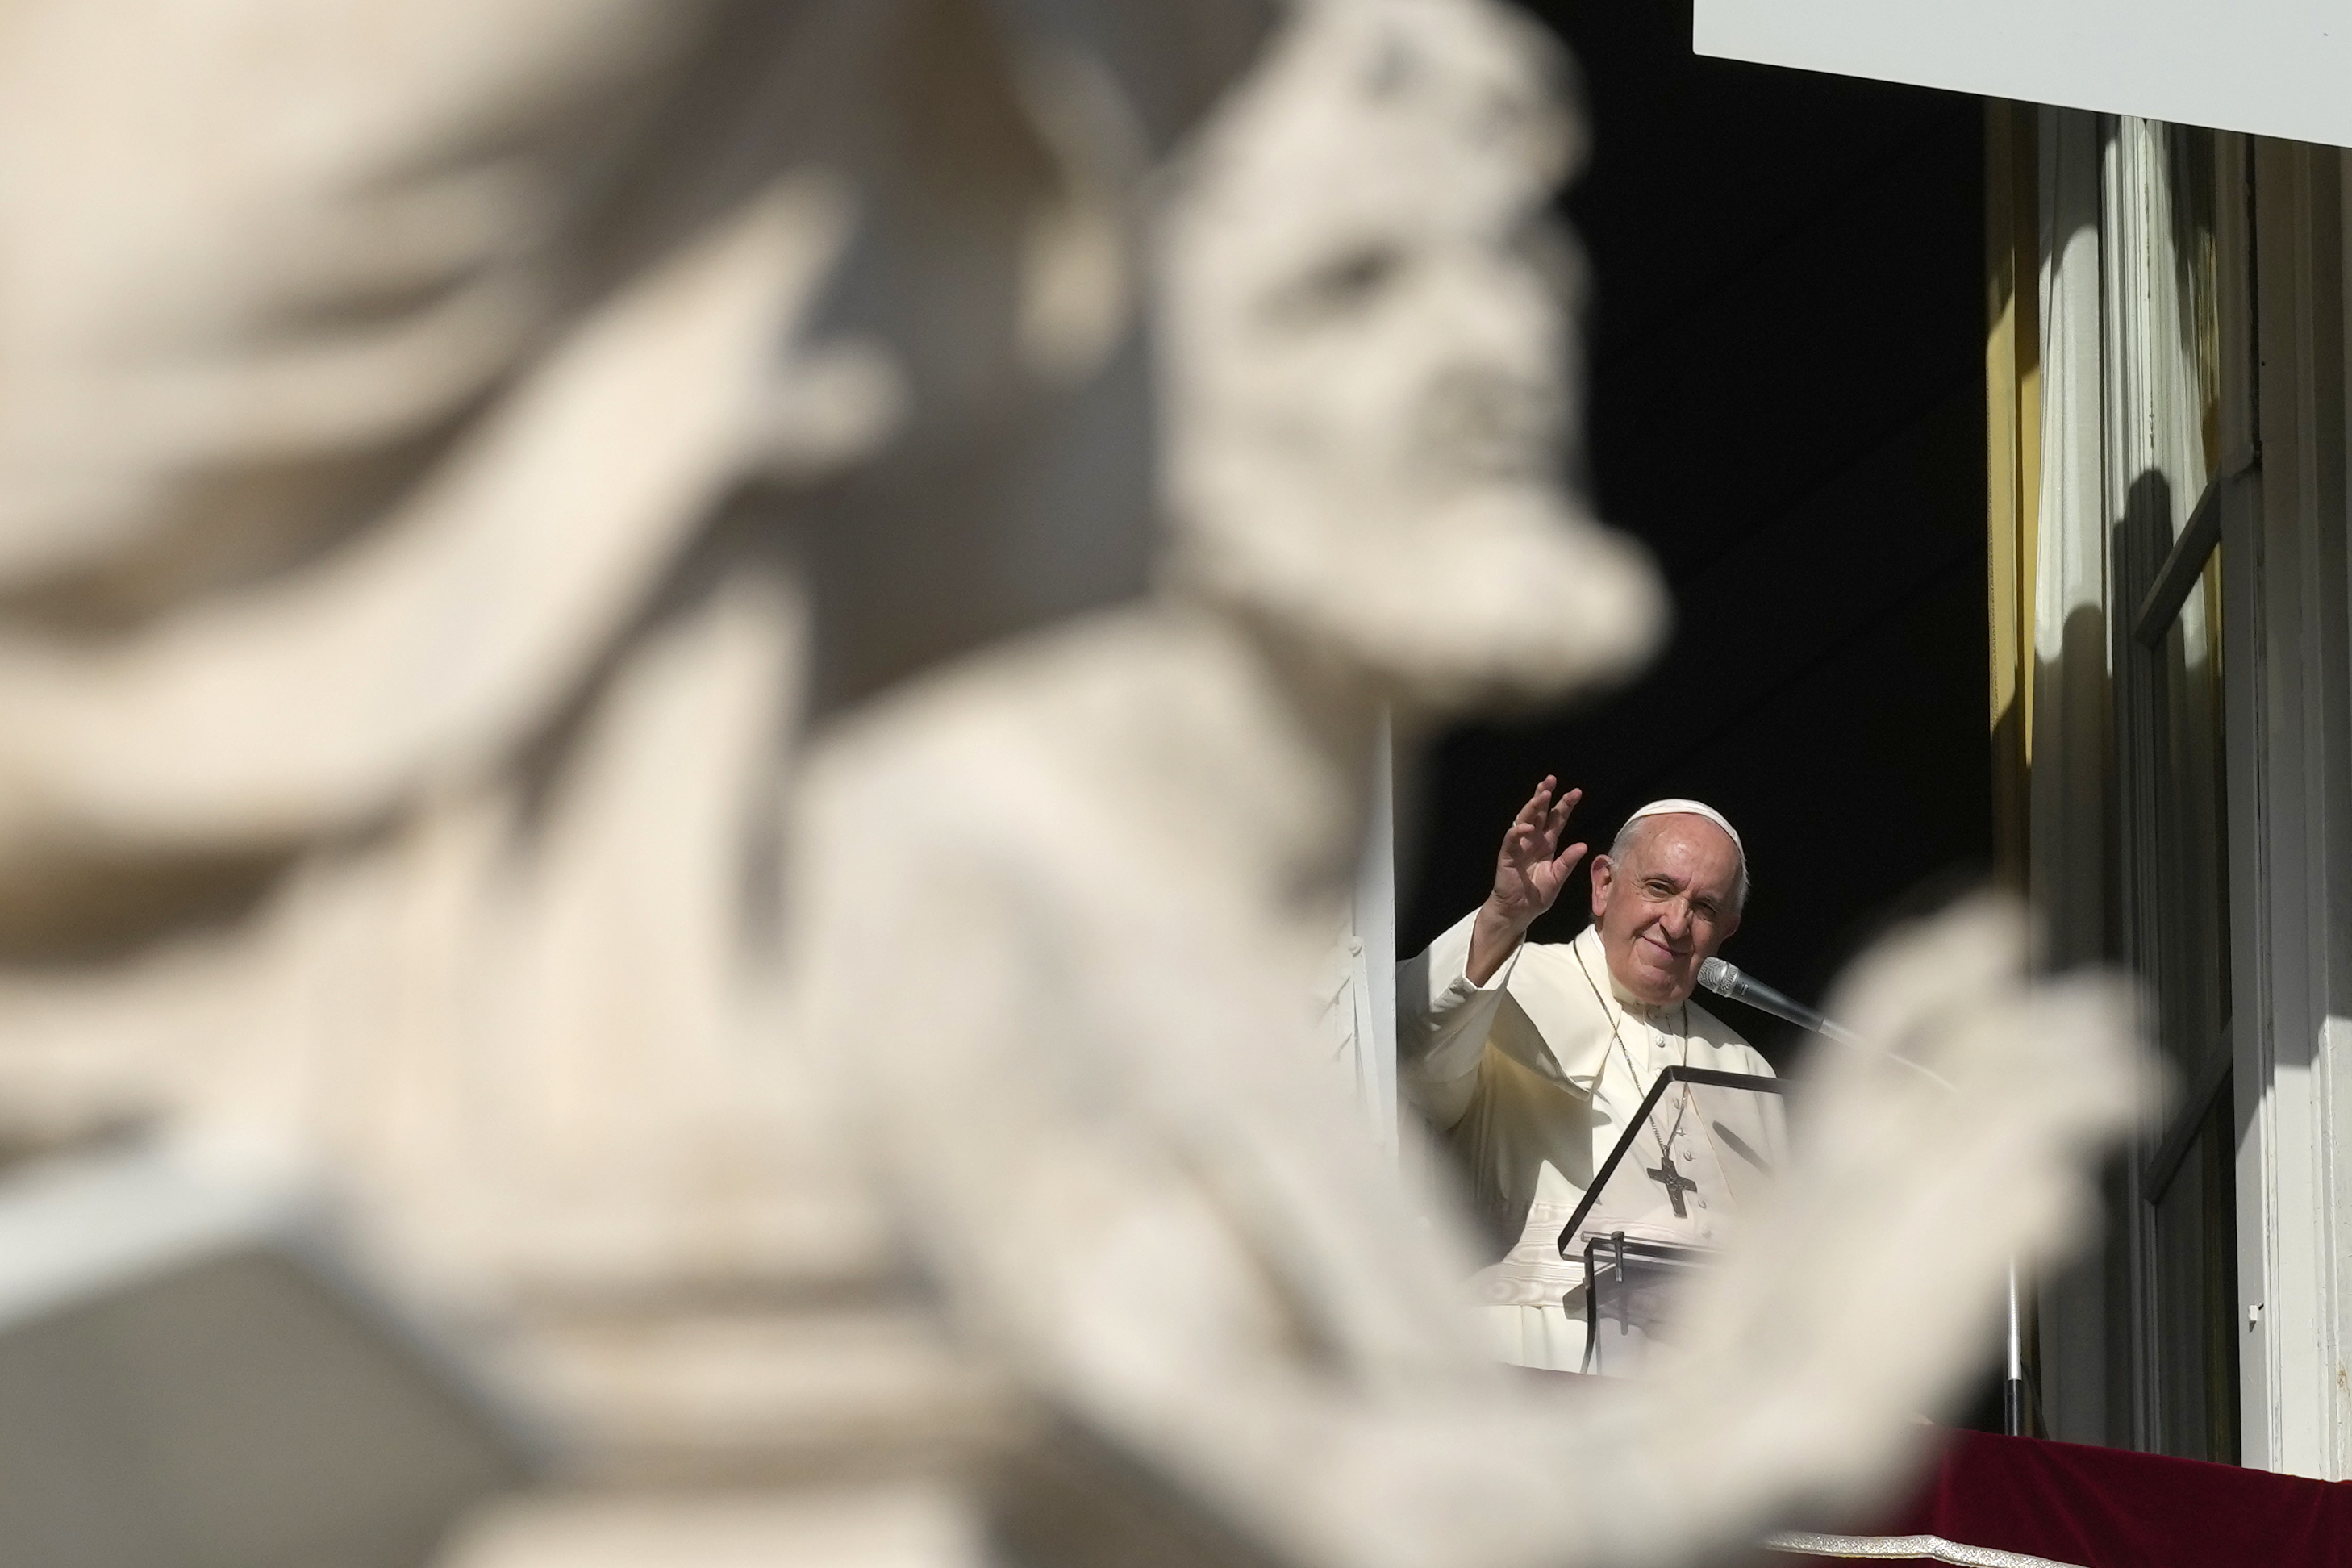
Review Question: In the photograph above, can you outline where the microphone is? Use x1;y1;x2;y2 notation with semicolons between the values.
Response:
1697;957;1858;1043
1698;957;1954;1090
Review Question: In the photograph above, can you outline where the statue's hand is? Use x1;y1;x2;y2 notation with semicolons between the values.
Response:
1630;895;2143;1552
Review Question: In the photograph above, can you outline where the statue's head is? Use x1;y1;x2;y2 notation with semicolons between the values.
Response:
1153;0;1665;715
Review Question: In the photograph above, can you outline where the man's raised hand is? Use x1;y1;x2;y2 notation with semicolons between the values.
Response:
1466;776;1586;985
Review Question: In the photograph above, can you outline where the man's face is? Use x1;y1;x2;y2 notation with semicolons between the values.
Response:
1588;816;1743;1008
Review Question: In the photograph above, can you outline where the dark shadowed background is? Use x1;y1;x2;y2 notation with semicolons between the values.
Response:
1399;1;1990;1065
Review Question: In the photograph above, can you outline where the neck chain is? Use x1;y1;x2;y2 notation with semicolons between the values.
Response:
1574;940;1692;1159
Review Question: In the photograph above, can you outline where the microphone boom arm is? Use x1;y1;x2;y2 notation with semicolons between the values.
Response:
1697;957;1951;1088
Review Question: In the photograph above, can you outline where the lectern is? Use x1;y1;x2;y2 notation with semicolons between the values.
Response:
1558;1066;1786;1376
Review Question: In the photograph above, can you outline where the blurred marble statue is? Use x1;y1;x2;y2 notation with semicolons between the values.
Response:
0;0;2137;1566
0;2;1169;1556
798;6;2137;1568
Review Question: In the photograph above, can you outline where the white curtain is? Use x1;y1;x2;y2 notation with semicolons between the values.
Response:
2030;106;2112;978
2029;105;2117;1448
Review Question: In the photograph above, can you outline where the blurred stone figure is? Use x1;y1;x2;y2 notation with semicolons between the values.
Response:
799;6;2135;1568
0;2;1177;1558
0;2;2138;1567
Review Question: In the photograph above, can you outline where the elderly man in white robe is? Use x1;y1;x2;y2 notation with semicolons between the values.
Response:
1400;777;1773;1371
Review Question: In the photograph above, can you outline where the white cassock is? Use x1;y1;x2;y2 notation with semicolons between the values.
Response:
1398;915;1774;1371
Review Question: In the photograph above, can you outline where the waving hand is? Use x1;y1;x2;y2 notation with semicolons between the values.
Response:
1467;776;1585;984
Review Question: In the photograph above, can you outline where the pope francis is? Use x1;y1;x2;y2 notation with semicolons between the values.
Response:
1399;778;1772;1371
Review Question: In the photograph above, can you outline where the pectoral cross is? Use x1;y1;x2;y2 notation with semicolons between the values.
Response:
1645;1153;1698;1219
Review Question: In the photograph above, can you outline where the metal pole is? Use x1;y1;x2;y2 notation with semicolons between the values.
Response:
2003;1258;2027;1436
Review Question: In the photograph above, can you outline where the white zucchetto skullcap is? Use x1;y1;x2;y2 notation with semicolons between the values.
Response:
1623;799;1743;858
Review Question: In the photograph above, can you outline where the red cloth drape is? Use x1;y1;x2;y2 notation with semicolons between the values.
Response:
1520;1373;2352;1565
1837;1428;2352;1567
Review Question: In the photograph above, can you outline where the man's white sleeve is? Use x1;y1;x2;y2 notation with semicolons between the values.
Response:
1395;909;1520;1132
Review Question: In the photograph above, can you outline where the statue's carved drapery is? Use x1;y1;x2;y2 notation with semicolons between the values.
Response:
0;3;2139;1565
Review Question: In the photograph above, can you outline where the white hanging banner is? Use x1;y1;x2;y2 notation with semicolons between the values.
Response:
1695;0;2352;149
